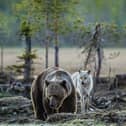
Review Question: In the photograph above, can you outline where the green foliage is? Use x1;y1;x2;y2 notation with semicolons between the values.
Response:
18;50;37;60
6;50;37;75
7;65;24;74
0;12;14;38
20;21;32;37
1;0;126;47
14;0;80;35
0;92;12;98
71;21;126;48
79;0;126;25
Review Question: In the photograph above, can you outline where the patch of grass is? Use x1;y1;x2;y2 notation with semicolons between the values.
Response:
50;119;113;126
0;120;117;126
3;47;126;75
0;92;12;98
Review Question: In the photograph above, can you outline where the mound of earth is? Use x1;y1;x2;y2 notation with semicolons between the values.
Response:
0;96;42;124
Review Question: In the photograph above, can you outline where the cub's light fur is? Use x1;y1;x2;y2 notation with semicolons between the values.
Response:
72;70;93;113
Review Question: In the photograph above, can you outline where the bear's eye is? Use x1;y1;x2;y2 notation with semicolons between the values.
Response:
54;95;59;98
48;95;51;99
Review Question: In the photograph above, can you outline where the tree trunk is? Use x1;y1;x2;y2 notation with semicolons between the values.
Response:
0;44;3;72
45;0;51;69
45;12;49;68
96;47;102;82
24;36;31;82
94;24;102;83
45;40;49;68
84;47;92;69
55;45;59;67
54;15;59;67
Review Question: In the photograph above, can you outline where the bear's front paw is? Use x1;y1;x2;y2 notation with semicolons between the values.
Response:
36;112;47;121
43;112;47;120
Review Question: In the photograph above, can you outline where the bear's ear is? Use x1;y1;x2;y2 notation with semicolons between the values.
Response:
45;80;50;87
60;80;66;89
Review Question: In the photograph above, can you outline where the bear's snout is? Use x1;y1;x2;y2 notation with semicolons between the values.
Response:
49;96;57;109
50;103;56;109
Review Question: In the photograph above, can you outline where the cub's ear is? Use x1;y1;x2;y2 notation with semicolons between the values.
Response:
60;80;66;89
87;70;91;74
45;80;50;87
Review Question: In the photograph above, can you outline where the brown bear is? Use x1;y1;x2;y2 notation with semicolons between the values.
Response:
31;67;77;121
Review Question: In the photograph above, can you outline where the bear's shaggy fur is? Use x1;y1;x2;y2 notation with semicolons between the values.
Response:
31;67;77;121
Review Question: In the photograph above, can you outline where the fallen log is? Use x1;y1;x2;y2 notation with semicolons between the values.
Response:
47;111;126;124
110;74;126;90
0;96;34;123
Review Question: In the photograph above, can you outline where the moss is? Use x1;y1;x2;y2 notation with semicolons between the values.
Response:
0;92;12;98
49;119;108;126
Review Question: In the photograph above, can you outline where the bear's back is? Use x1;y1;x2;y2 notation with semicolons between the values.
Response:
34;67;74;91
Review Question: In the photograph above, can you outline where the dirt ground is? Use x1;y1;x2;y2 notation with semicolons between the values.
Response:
0;72;125;126
1;47;126;125
2;47;126;75
0;79;126;126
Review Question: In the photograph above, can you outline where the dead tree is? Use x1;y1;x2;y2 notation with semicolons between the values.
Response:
94;24;103;82
83;24;103;94
84;24;103;81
